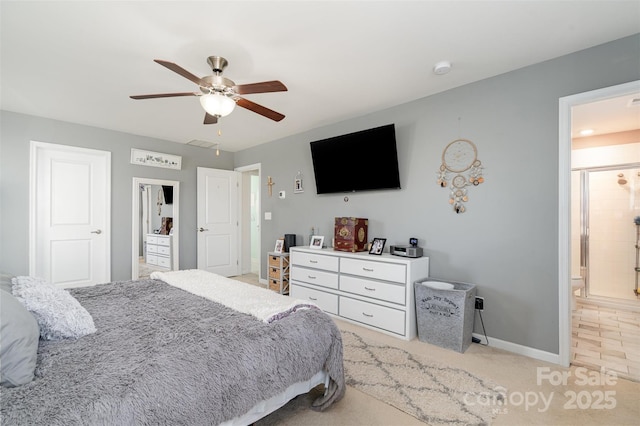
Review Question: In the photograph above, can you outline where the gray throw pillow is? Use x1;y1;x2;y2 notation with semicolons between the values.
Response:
0;289;40;387
11;276;96;340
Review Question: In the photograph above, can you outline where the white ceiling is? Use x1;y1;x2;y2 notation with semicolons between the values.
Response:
2;1;639;152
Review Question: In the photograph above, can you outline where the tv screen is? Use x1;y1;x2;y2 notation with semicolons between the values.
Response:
310;124;401;194
162;185;173;204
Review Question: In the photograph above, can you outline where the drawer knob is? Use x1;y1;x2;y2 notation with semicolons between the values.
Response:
363;267;374;272
309;297;318;301
362;312;373;318
309;260;318;263
308;275;316;279
364;286;376;291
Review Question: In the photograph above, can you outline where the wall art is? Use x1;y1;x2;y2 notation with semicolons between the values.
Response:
294;171;304;193
436;138;484;214
131;149;182;170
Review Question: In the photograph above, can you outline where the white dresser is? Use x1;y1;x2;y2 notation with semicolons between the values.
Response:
146;234;172;269
290;247;429;340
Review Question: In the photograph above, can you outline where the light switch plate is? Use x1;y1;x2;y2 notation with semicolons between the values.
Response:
265;212;272;220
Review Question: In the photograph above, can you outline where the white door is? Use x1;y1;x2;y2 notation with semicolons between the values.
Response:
30;142;111;288
197;167;240;276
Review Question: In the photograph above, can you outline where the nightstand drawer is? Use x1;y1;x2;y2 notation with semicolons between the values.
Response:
340;297;405;335
268;267;283;279
340;275;406;305
268;254;289;267
340;258;406;283
290;284;338;315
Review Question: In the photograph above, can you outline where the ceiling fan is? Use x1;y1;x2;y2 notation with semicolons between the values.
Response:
130;56;287;124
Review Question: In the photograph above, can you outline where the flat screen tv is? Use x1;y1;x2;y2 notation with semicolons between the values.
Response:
310;124;401;194
162;185;173;204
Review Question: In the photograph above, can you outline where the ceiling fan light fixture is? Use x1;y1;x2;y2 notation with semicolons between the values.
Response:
200;93;236;117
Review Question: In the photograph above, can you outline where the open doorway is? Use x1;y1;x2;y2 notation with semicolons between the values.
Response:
236;163;262;286
559;80;640;380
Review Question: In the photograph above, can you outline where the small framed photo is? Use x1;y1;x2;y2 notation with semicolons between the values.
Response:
310;235;324;249
274;239;285;253
369;238;386;255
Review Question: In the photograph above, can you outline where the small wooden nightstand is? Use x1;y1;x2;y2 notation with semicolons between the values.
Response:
267;252;290;294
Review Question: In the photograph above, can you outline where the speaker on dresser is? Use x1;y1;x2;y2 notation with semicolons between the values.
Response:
284;234;296;252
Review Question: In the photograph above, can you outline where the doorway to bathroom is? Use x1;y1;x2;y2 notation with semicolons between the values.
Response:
568;93;640;382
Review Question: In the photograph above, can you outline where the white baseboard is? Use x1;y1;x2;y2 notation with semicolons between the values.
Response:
472;332;561;365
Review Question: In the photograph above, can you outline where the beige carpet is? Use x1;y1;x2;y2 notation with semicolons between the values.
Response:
342;329;503;426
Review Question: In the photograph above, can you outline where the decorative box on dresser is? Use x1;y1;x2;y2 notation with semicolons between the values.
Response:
146;234;172;269
289;247;429;340
267;252;290;294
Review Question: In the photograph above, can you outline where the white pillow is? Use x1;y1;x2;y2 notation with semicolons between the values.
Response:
11;276;96;340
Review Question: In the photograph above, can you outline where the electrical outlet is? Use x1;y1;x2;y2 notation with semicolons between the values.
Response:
475;296;484;311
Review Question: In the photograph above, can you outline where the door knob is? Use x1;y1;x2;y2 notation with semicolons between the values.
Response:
198;227;209;232
91;229;102;234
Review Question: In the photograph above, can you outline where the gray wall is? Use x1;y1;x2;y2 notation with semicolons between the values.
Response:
0;113;234;281
234;34;640;354
1;35;637;355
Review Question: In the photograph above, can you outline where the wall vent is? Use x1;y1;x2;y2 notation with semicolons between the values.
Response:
187;139;216;148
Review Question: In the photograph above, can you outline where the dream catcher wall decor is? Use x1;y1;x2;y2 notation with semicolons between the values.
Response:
436;138;484;213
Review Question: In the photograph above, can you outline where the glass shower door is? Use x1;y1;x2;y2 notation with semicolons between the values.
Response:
586;167;639;301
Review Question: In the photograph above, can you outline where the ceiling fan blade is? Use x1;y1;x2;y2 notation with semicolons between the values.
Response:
233;80;288;95
236;97;285;122
154;59;209;87
130;92;199;100
204;113;218;125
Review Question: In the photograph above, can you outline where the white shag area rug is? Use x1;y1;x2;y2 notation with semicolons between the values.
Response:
342;330;504;426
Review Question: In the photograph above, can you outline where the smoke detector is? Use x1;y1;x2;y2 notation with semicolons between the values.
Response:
433;61;452;75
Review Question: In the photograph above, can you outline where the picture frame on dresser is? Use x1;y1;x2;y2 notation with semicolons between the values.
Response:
369;238;386;255
310;235;324;249
274;239;285;253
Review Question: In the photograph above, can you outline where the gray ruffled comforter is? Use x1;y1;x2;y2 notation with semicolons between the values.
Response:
1;279;345;425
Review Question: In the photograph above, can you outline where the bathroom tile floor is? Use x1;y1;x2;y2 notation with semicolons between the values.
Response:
572;300;640;382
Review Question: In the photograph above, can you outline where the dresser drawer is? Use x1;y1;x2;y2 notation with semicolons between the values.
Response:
291;267;339;289
146;254;158;265
290;284;338;315
147;235;158;244
156;245;171;256
340;275;406;305
147;244;158;254
291;251;339;272
340;258;406;283
340;297;405;335
156;256;171;268
156;236;171;246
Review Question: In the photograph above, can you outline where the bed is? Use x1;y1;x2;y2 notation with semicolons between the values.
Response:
0;270;345;425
